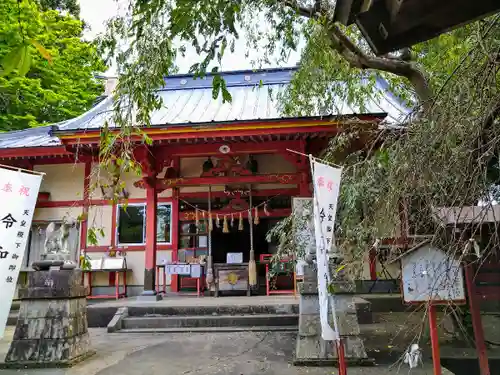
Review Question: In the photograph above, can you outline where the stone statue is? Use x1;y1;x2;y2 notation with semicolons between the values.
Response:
33;221;76;270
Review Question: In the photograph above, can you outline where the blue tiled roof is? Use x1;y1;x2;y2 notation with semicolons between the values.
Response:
0;67;410;149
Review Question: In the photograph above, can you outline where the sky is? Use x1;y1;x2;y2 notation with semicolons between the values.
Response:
79;0;302;76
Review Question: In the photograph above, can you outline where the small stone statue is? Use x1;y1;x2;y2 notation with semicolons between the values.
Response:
33;221;76;271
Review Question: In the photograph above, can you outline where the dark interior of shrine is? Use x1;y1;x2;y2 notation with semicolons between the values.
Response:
211;219;271;264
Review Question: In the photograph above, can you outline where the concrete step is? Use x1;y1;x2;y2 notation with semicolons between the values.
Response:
125;304;298;317
119;326;298;334
122;313;299;330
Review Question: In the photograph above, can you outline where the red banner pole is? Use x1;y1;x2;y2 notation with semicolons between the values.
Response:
336;339;348;375
429;304;442;375
465;265;490;375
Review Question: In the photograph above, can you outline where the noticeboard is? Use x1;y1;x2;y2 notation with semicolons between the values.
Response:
401;244;465;304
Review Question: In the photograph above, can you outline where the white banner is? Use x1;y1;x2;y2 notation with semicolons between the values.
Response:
311;158;342;341
0;166;43;338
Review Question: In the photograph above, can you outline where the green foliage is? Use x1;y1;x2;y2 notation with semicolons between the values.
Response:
38;0;80;18
0;0;106;131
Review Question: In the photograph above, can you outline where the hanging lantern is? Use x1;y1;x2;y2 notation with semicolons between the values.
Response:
230;213;234;227
195;207;200;228
216;214;221;228
238;212;244;231
263;202;270;216
223;215;229;233
254;207;260;225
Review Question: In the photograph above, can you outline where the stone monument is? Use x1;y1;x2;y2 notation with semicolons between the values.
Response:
1;222;93;368
295;261;372;365
292;198;371;365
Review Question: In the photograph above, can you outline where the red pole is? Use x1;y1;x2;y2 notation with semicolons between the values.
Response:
369;248;377;280
144;181;158;292
465;265;490;375
336;339;348;375
429;304;442;375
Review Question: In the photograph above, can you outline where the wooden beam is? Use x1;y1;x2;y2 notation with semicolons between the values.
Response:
179;188;300;200
148;173;301;190
0;146;72;159
162;140;302;157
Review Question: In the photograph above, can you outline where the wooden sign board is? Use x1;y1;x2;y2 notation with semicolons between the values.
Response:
217;269;248;291
166;264;191;275
190;264;202;278
226;252;243;264
89;258;103;270
102;257;126;270
401;243;465;304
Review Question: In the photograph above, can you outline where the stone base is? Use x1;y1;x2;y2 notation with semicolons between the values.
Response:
0;350;96;369
295;263;372;366
5;269;93;367
294;334;374;366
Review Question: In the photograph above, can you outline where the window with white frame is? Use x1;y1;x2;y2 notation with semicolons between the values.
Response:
116;203;172;245
117;204;146;245
156;203;172;244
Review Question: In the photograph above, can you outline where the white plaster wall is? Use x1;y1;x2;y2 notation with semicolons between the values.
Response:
89;163;145;200
124;251;145;285
253;154;296;173
179;185;225;194
157;250;173;285
158;188;173;198
87;205;113;247
34;163;85;201
179;154;296;177
34;207;83;222
121;170;146;199
180;157;205;177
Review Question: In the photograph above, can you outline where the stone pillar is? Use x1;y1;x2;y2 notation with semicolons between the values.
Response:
2;269;94;368
294;262;371;366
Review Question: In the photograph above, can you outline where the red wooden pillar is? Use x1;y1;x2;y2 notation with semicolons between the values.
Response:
171;187;179;292
465;264;490;375
428;304;442;375
143;179;158;295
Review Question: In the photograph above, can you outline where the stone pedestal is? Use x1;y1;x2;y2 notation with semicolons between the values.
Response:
294;263;372;366
1;269;94;368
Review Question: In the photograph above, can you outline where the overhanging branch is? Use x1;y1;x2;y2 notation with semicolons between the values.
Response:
278;0;433;107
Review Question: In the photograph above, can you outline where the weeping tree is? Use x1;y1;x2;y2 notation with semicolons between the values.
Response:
95;1;500;274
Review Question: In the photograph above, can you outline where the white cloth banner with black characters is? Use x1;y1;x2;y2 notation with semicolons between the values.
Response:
0;166;43;338
311;158;342;341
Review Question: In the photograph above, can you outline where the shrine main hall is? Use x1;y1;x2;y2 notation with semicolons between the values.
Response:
0;67;407;298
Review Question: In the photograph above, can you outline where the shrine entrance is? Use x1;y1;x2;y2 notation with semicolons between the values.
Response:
177;183;289;295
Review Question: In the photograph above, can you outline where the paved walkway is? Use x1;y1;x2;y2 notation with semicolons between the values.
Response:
0;328;437;375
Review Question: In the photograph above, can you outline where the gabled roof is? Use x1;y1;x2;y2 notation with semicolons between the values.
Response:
0;67;410;150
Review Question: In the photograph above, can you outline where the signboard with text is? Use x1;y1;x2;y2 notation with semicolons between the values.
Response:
401;243;465;304
0;166;43;338
311;159;342;341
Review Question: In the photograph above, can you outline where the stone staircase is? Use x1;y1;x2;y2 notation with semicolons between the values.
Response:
107;304;300;333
